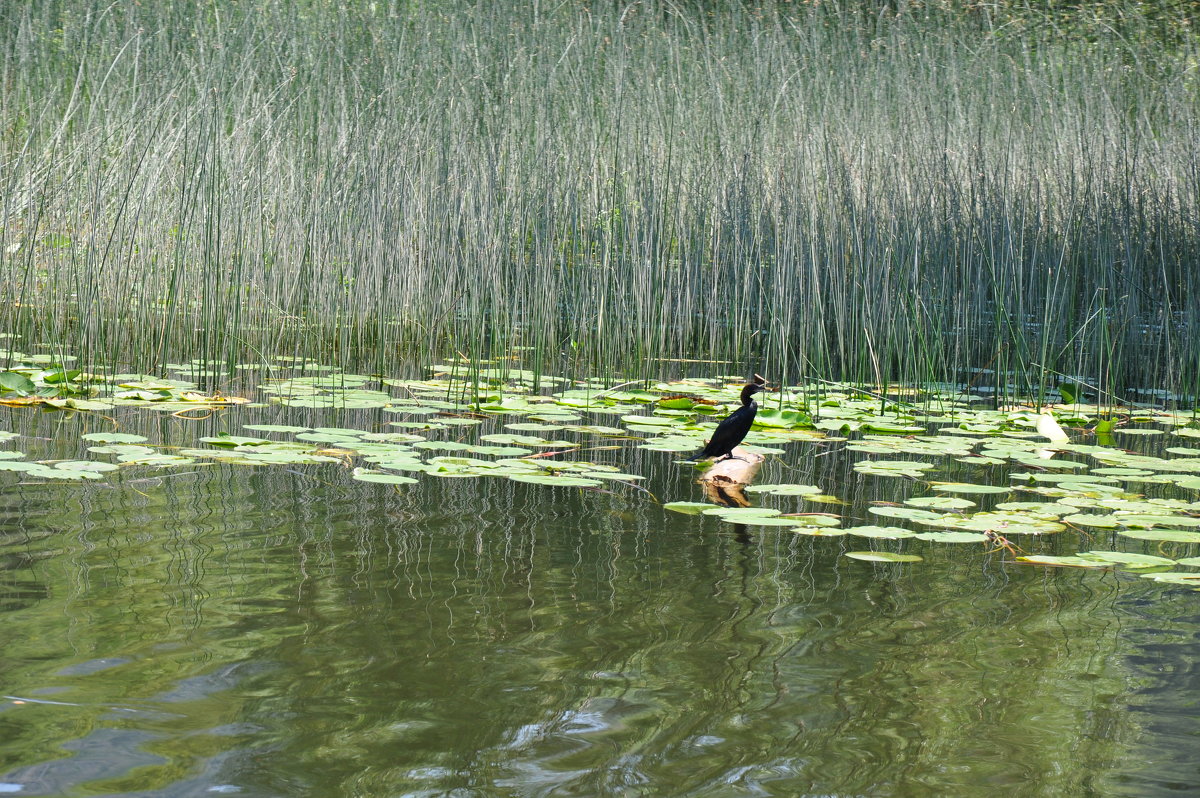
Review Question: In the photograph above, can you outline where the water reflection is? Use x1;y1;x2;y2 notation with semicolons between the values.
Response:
0;424;1195;795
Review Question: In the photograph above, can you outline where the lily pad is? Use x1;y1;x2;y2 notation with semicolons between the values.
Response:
904;496;975;510
1018;555;1110;568
664;501;717;515
80;432;148;444
1080;551;1176;568
844;551;924;563
1119;529;1200;543
846;525;918;539
914;531;989;543
929;482;1012;495
744;483;823;496
351;468;419;485
508;474;602;487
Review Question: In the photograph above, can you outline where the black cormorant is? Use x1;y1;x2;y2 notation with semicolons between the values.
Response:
695;380;765;461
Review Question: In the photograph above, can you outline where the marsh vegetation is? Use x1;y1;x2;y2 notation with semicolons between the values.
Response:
2;1;1200;794
3;0;1197;400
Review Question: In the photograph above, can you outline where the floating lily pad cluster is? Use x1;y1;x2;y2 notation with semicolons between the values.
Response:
1;358;1199;590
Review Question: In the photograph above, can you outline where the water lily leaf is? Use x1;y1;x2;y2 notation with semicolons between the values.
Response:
565;424;628;435
1118;513;1200;528
239;452;341;464
621;415;682;427
844;551;924;563
352;468;419;485
904;496;975;510
199;434;270;447
81;432;148;444
1062;513;1121;528
54;460;120;473
1080;551;1176;568
360;432;427;443
1176;557;1200;567
664;501;717;515
745;483;823;496
777;514;842;527
868;506;946;522
0;371;36;394
854;459;936;476
117;454;196;467
720;516;815;527
939;512;1066;535
641;439;704;452
846;525;917;539
994;501;1069;516
24;465;101;480
929;482;1011;494
1138;571;1200;584
914;531;989;543
481;434;579;447
296;432;363;444
1018;555;1109;568
702;507;782;519
89;444;155;456
862;421;925;434
1119;529;1200;543
509;474;602;487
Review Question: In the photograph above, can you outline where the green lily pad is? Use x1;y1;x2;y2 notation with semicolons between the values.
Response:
854;459;936;478
664;501;717;515
1018;555;1110;568
777;514;842;527
1139;571;1200;584
1062;513;1121;528
844;551;924;563
352;468;419;485
54;460;120;473
1080;551;1176;568
744;483;823;496
846;525;917;539
914;531;989;543
929;482;1012;495
1119;529;1200;543
508;474;602;487
1118;513;1200;528
198;434;270;447
939;512;1066;535
81;432;148;444
702;507;782;519
720;516;816;527
868;506;946;522
904;496;975;510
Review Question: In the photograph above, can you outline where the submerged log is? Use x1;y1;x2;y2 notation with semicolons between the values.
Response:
697;447;764;507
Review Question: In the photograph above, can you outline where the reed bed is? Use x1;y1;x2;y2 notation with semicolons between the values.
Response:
1;1;1197;397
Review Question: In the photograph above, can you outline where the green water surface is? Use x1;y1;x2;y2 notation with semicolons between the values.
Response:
0;408;1196;797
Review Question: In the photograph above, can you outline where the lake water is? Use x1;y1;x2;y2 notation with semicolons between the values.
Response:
0;402;1198;796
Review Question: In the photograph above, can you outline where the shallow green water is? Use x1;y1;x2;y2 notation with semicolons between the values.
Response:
0;406;1198;797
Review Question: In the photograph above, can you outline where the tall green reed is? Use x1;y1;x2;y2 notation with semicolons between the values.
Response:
0;1;1196;397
